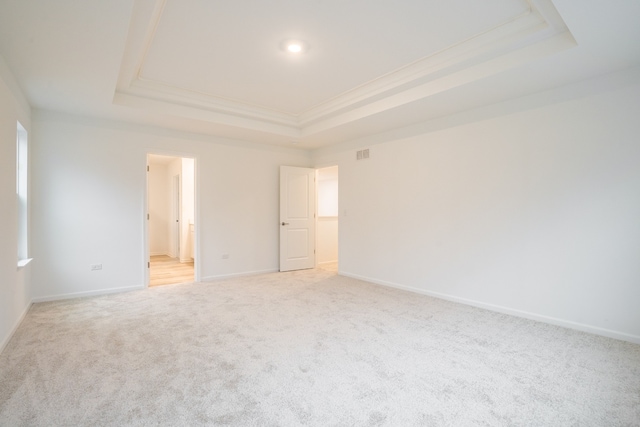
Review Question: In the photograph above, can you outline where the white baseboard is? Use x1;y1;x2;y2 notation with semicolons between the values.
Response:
150;252;177;258
0;301;33;355
202;268;278;282
32;285;145;303
340;271;640;345
318;260;338;265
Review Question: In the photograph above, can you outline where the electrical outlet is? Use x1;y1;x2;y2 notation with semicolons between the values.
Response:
91;264;102;271
221;254;229;260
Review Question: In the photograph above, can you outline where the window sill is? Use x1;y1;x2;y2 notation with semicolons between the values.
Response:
17;258;33;270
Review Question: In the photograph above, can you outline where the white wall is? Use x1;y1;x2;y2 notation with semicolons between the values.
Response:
317;219;338;264
31;112;311;300
0;56;32;352
317;166;339;264
148;162;170;256
314;69;640;343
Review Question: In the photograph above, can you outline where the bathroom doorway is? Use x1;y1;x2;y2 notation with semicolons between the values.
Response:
147;154;196;286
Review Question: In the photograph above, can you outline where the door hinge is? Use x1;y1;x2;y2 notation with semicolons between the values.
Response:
147;165;149;172
147;261;150;268
147;213;149;220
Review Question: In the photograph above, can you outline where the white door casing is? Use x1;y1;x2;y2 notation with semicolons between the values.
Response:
173;174;181;259
280;166;316;272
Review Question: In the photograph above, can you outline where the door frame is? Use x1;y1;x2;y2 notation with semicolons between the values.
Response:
144;152;200;287
172;173;181;259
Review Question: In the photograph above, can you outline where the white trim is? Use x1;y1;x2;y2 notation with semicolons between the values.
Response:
201;268;278;282
318;260;338;265
149;252;170;257
0;301;32;355
340;271;640;345
17;258;33;269
31;285;145;303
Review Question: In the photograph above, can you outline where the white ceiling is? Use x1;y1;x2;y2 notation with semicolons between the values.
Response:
140;0;530;114
1;0;639;149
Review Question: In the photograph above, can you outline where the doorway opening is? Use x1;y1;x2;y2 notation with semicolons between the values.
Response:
316;166;339;272
147;154;196;286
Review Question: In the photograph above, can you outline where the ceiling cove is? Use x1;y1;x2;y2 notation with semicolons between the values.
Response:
114;0;575;142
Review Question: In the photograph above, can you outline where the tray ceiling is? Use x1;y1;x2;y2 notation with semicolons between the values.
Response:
114;0;575;144
6;1;638;149
139;0;531;114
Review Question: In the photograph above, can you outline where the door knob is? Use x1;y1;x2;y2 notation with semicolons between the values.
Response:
281;222;290;226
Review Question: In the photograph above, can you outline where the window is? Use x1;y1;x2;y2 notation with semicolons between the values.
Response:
17;121;30;267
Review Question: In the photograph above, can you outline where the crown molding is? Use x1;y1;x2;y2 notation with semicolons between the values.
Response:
113;91;302;138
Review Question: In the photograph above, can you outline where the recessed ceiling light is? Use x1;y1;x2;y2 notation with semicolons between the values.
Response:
281;39;308;54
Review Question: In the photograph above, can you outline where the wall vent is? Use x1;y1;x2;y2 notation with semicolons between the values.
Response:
356;149;370;160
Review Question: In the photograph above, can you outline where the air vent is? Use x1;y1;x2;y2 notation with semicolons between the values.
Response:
356;149;370;160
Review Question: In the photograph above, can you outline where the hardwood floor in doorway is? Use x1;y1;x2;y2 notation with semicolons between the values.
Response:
150;255;194;287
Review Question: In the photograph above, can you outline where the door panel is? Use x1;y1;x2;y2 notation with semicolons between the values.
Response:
287;173;310;218
280;166;315;271
287;229;309;259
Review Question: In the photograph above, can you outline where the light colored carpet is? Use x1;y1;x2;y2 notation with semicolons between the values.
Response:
1;264;639;426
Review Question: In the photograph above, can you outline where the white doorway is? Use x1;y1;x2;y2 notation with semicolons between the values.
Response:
147;154;197;286
316;166;339;268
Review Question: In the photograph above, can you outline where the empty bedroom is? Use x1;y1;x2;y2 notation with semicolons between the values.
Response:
1;0;639;425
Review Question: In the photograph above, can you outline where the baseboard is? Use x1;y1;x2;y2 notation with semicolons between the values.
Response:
340;271;640;345
32;285;145;303
202;268;278;282
149;252;176;258
318;260;338;265
0;300;33;355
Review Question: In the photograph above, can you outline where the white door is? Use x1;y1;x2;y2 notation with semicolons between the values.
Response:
280;166;316;272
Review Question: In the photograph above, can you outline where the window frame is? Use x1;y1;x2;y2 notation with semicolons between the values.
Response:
17;121;31;269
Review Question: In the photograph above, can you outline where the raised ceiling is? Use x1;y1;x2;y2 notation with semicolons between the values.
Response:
1;0;639;149
115;0;573;144
138;0;532;114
